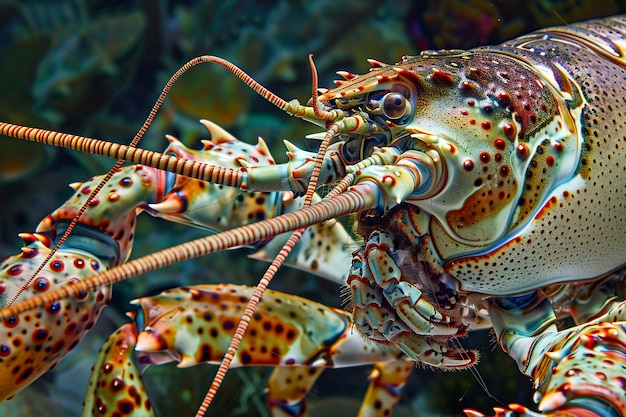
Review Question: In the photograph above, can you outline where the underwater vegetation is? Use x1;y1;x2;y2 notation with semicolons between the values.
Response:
1;0;626;416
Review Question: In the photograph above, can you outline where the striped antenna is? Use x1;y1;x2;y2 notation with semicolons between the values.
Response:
195;55;344;415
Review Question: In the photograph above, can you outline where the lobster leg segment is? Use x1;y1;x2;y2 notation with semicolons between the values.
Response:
0;235;111;402
348;230;475;369
83;322;155;417
358;360;414;417
36;164;168;265
365;231;452;335
149;121;355;284
267;360;414;417
133;284;404;369
484;291;626;417
133;284;418;417
266;367;324;417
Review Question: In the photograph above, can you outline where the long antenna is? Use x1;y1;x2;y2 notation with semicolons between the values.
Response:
194;55;342;416
2;54;331;307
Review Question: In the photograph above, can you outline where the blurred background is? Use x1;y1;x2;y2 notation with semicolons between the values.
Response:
0;1;625;416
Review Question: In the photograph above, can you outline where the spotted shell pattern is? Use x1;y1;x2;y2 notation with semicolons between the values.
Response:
133;284;398;368
0;233;110;401
83;322;154;417
36;164;166;265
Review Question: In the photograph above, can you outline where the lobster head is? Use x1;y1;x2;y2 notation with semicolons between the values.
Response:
316;51;585;292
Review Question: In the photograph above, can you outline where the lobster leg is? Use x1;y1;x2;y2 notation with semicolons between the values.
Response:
121;119;355;285
81;284;414;417
266;362;415;417
0;161;167;401
83;322;154;417
348;230;473;368
267;367;324;417
470;290;626;416
547;269;626;326
131;284;409;416
357;360;414;417
0;120;357;405
133;284;403;368
0;234;111;402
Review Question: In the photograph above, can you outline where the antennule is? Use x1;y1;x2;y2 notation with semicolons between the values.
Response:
308;54;337;122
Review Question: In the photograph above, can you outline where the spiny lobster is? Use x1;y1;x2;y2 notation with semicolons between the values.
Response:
1;14;626;417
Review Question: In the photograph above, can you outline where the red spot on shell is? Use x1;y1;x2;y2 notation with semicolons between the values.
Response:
382;175;396;186
497;91;511;104
81;186;91;195
33;277;50;292
45;302;61;314
6;264;22;276
461;109;469;116
467;99;475;106
16;367;34;384
108;193;120;203
502;122;516;139
74;258;85;268
32;329;49;343
499;165;510;177
65;321;78;336
50;260;64;272
429;69;454;85
469;119;476;125
494;138;506;150
119;177;133;187
479;152;491;163
4;315;18;328
481;121;491;130
96;400;106;414
0;344;10;357
88;197;99;207
111;376;125;392
554;142;563;152
0;283;5;295
516;143;529;159
546;156;555;166
463;160;475;171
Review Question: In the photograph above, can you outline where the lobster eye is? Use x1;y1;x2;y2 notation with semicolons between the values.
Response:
381;92;409;120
